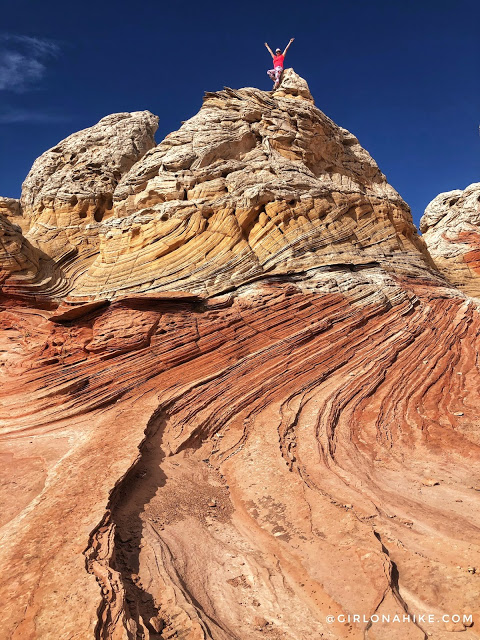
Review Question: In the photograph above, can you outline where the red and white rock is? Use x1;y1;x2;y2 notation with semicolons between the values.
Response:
0;72;479;640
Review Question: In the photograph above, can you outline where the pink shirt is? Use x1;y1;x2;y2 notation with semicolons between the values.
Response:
273;54;285;68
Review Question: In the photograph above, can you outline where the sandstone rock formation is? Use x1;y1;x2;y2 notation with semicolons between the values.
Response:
1;111;158;302
2;69;435;306
0;71;479;640
0;196;21;220
421;182;480;298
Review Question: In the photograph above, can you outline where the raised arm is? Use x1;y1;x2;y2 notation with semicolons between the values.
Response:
264;42;274;58
283;38;295;57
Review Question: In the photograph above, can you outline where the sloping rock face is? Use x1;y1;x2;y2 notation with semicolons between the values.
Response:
421;182;480;298
1;71;480;640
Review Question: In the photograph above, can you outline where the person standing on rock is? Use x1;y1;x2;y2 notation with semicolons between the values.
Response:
265;38;294;90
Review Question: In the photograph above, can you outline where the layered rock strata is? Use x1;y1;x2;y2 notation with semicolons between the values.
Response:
0;71;479;640
421;182;480;298
2;70;435;305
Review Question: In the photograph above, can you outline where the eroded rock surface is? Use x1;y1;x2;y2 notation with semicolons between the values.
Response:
0;214;39;285
0;71;479;640
78;70;434;300
21;111;158;225
0;111;158;303
421;182;480;298
2;71;435;305
0;197;21;220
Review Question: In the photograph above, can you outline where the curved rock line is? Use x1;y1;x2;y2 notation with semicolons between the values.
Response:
76;281;480;639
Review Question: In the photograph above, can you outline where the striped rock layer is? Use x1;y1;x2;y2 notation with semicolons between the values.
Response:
2;69;435;305
0;71;479;640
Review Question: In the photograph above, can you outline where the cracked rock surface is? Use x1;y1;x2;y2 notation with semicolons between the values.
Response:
0;70;479;640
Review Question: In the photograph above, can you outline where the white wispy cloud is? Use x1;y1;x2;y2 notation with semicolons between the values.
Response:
0;108;70;124
0;34;60;92
6;35;60;56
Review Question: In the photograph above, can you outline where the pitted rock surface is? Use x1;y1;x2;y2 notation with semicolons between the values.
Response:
21;111;158;221
421;182;480;298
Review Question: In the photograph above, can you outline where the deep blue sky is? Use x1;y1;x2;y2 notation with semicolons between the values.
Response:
1;0;478;227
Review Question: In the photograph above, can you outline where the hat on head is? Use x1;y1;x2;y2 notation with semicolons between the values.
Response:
275;48;281;53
